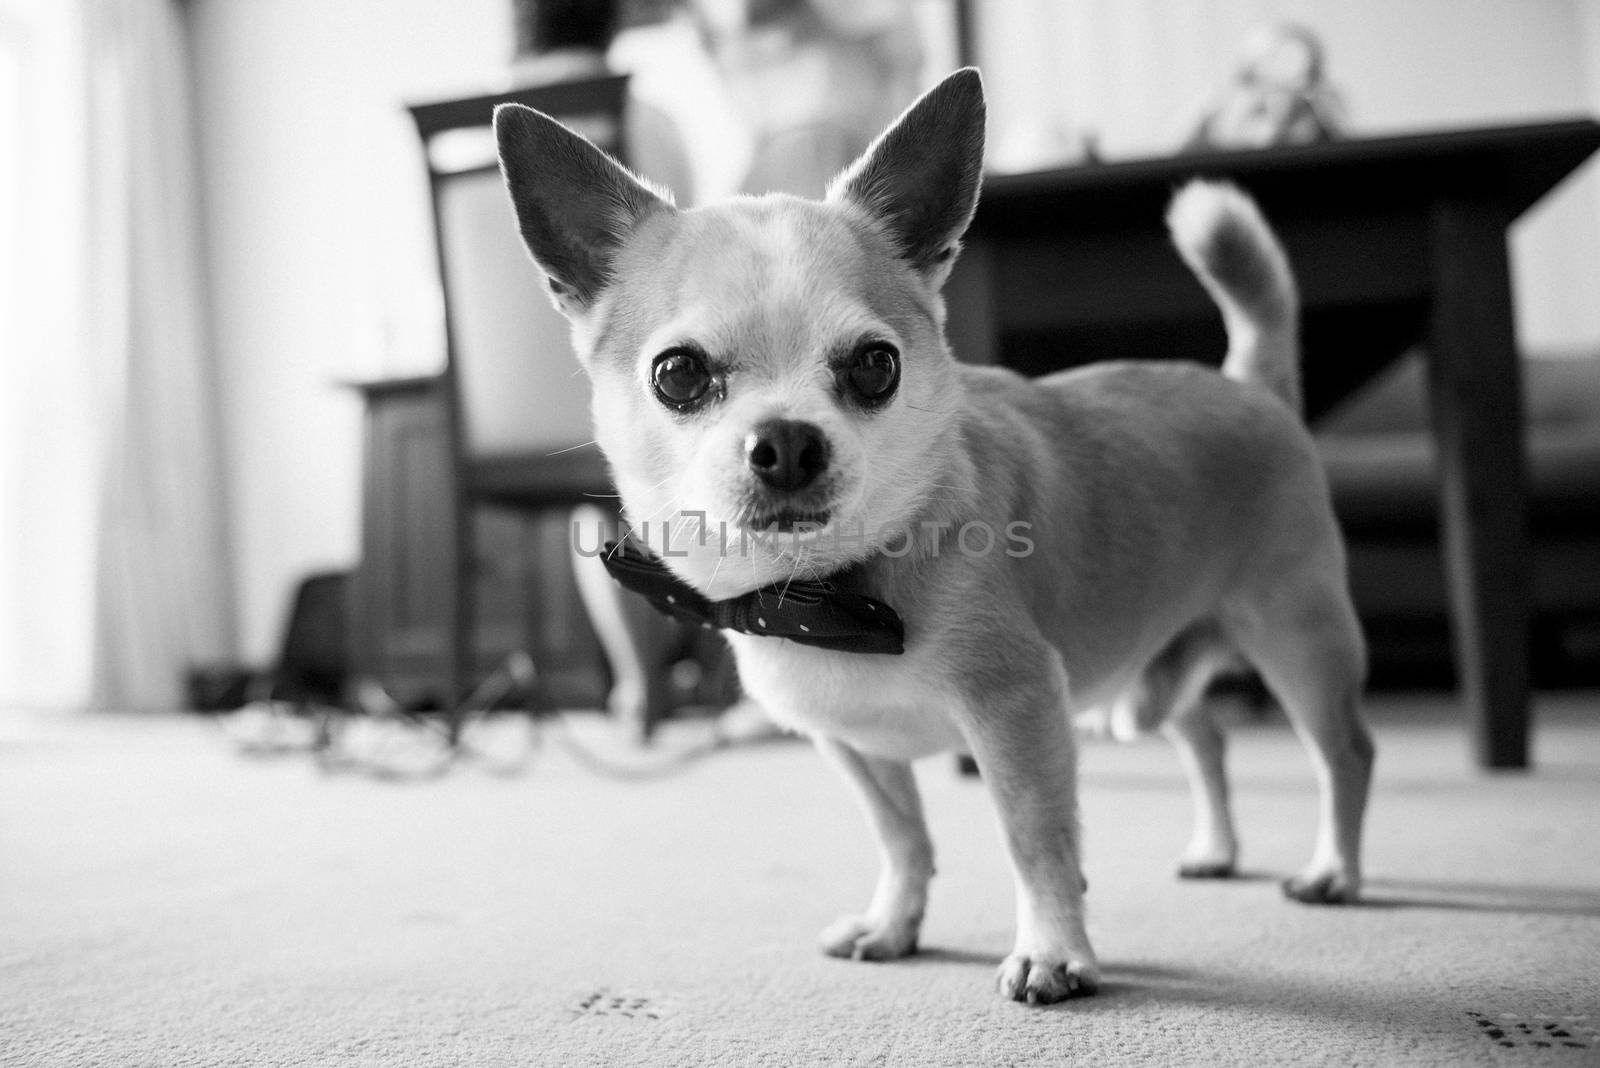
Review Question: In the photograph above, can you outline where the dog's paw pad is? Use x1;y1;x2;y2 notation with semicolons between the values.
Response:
996;953;1099;1005
1178;860;1236;880
818;915;918;961
1282;870;1359;904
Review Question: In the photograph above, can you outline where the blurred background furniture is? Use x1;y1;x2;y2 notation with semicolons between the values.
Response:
344;0;726;744
412;75;629;743
346;75;640;739
1321;352;1600;690
351;62;735;743
347;372;609;717
945;118;1600;768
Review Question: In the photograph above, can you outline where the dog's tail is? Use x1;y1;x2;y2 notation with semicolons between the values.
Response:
1166;181;1301;413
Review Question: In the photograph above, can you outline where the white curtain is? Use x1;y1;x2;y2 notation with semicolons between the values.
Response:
0;0;234;713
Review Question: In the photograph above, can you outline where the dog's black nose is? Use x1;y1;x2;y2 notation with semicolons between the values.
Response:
746;419;829;493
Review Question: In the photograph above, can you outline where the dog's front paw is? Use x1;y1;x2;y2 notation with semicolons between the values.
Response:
1282;866;1360;904
996;952;1100;1005
819;915;919;961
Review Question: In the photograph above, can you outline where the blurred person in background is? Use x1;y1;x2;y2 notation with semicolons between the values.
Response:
509;0;699;202
691;0;926;196
1184;22;1345;152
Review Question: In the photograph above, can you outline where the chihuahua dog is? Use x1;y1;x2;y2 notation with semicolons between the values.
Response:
494;68;1374;1005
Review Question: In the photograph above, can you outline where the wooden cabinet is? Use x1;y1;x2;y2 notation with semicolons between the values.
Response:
349;376;608;710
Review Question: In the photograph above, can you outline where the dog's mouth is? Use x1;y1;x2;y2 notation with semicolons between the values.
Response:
743;507;832;535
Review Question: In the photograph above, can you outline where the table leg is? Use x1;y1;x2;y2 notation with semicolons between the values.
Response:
1425;198;1533;769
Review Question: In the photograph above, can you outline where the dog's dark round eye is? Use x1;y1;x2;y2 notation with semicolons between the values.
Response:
651;349;712;409
842;343;900;406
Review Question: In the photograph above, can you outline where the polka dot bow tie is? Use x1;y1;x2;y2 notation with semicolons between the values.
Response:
599;540;905;655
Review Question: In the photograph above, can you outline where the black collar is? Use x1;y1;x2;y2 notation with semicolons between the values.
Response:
599;540;905;655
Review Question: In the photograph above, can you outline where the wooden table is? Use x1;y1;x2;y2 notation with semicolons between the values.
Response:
945;119;1600;769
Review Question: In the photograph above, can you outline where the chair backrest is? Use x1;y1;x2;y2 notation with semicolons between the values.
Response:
409;76;629;466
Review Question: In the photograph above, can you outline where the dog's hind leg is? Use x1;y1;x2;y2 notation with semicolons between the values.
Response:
1227;582;1375;904
1149;626;1243;879
815;738;933;961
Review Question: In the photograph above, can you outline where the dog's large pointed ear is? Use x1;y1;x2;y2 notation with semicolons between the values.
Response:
494;103;673;317
827;68;986;285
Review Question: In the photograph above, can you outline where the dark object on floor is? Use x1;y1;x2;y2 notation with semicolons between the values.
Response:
186;572;351;713
185;664;258;712
1319;353;1600;687
272;570;352;706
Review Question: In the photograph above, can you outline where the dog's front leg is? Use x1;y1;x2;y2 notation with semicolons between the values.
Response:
815;737;933;961
961;659;1100;1003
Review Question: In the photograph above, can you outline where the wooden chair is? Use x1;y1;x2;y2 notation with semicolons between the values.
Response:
408;75;668;742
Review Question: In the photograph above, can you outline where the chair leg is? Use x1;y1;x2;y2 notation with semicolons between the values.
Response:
449;500;477;746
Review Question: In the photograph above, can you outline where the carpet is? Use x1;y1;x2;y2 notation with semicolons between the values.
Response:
2;694;1598;1067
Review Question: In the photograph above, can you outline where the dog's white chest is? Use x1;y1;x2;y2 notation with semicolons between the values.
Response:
724;634;968;760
